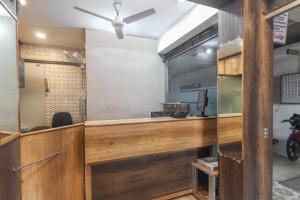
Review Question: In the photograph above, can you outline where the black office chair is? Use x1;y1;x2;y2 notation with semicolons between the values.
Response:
52;112;73;128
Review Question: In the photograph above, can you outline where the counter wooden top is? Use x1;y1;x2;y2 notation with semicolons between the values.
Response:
85;117;217;164
85;116;216;127
0;132;20;147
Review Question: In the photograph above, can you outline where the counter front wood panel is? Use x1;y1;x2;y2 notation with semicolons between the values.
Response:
0;137;21;200
85;118;217;164
20;124;84;200
91;148;209;200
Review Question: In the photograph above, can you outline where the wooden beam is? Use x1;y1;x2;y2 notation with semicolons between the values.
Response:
265;0;300;19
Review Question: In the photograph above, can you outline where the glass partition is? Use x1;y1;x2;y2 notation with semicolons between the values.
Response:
0;3;18;132
166;36;218;117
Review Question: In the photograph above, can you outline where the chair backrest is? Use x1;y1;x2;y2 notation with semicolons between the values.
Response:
52;112;73;128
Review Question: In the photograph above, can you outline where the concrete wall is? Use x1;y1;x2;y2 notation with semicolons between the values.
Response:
273;41;300;157
86;30;165;120
0;16;18;132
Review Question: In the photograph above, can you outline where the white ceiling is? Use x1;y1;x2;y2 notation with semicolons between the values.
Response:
18;0;196;48
18;25;85;49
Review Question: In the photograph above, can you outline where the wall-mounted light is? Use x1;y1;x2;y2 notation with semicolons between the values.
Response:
19;0;27;6
206;48;212;54
35;32;47;39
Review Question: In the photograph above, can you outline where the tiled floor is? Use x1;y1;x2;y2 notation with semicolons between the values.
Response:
273;153;300;182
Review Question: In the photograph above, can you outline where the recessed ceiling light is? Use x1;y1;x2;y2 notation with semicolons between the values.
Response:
206;49;212;54
19;0;27;6
35;32;47;39
178;0;187;2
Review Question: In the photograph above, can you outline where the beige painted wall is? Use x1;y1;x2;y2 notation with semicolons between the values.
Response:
85;30;165;120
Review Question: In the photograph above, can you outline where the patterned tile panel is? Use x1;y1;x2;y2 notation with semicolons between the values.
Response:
45;64;86;125
21;44;86;126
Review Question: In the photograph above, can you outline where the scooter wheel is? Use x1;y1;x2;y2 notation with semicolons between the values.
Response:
287;136;300;161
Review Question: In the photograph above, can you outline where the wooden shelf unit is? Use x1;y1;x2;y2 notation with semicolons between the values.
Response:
218;54;243;75
217;38;244;162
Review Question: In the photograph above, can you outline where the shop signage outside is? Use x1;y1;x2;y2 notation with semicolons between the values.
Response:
273;12;289;45
287;49;300;56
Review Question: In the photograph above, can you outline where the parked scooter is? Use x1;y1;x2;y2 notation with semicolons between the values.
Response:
281;114;300;161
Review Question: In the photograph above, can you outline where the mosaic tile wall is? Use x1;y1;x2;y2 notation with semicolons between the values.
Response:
21;43;85;63
21;44;86;126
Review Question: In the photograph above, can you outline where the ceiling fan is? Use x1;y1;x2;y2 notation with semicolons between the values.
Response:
74;0;156;39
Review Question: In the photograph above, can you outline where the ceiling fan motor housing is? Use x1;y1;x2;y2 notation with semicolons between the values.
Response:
113;16;124;26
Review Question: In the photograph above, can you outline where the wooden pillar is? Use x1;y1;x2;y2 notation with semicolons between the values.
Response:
243;0;273;199
218;0;273;199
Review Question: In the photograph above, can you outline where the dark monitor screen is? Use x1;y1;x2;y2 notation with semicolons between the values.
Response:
197;89;208;114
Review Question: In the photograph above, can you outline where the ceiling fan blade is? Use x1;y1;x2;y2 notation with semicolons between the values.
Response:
74;6;113;22
113;25;124;39
123;8;156;24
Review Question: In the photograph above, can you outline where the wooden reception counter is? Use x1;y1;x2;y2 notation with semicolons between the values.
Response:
85;117;217;200
1;117;217;200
